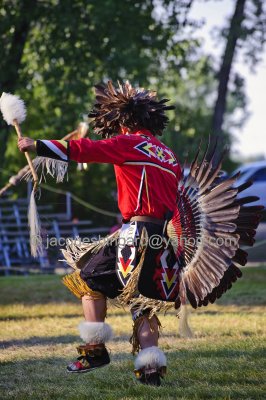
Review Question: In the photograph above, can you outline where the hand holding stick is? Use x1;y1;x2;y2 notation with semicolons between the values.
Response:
13;119;39;188
0;92;42;257
0;121;89;197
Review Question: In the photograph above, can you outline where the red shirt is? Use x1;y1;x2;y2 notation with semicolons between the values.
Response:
68;129;181;220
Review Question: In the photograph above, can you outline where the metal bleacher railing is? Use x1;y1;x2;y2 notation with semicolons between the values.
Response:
0;193;111;275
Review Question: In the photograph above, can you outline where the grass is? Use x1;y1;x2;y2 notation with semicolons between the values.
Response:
0;267;265;400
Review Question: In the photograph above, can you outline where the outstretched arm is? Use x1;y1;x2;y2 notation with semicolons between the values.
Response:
18;136;129;165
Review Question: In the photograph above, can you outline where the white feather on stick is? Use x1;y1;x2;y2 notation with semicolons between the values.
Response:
0;92;43;257
0;92;27;125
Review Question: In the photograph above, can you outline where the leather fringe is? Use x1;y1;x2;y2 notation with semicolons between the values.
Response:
23;156;68;183
130;314;162;355
62;270;104;300
118;239;172;317
118;239;172;316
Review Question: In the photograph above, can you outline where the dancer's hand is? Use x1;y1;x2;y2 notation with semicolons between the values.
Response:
18;137;36;153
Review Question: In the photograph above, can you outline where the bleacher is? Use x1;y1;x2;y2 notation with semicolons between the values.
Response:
0;197;110;275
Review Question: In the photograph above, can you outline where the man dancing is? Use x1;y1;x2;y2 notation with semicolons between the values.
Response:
18;81;179;385
18;81;262;386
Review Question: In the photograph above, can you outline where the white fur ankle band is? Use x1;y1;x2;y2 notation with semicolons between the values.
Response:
78;321;113;344
134;346;167;370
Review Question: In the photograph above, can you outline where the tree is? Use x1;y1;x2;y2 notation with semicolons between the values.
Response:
0;0;197;172
0;0;38;162
212;0;266;142
0;0;254;221
0;0;203;221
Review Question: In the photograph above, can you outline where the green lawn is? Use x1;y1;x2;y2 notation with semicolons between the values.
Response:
0;267;265;400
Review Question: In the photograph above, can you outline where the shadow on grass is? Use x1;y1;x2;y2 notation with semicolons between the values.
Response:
194;306;266;315
0;334;131;349
0;334;78;349
167;347;266;360
0;314;79;322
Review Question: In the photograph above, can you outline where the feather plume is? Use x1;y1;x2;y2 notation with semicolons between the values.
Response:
169;140;263;309
0;92;26;125
178;305;193;338
28;190;43;257
0;92;44;258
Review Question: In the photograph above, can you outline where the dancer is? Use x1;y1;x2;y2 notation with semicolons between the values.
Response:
18;81;262;386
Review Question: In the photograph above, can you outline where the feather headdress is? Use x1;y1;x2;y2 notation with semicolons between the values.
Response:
88;80;175;138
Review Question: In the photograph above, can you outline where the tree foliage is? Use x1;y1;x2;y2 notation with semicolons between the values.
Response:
212;0;266;142
0;0;263;221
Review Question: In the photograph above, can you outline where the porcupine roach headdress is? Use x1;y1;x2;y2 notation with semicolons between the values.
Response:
88;80;175;138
